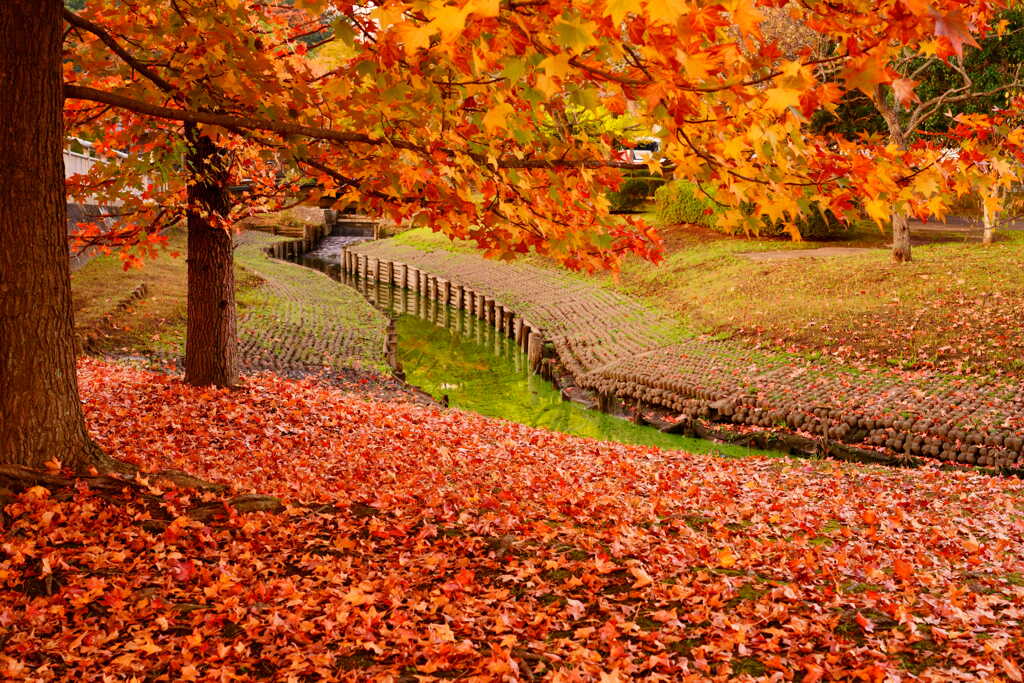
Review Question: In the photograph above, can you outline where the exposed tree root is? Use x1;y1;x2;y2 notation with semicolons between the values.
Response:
0;464;282;522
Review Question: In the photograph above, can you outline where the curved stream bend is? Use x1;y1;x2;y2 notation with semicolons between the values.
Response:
292;240;768;456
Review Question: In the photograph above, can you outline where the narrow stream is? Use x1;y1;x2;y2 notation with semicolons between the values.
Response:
299;243;768;456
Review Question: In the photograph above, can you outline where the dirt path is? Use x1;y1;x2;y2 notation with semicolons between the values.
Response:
349;239;1024;469
740;246;877;261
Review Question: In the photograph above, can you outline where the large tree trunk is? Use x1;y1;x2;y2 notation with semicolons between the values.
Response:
0;0;106;470
891;211;912;263
184;125;239;387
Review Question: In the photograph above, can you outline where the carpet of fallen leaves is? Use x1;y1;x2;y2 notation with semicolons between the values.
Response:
2;359;1024;681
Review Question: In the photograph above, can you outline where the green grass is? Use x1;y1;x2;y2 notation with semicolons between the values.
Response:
390;220;1024;376
234;232;390;373
72;227;194;356
390;227;479;254
72;228;389;373
612;226;1024;375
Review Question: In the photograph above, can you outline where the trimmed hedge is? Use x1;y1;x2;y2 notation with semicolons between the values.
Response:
654;180;719;227
608;173;664;213
757;204;849;239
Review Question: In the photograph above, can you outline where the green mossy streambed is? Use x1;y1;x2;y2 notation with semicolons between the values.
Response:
349;275;770;457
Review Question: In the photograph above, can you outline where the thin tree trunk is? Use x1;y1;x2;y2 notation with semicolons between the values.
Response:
0;0;107;470
982;186;999;246
184;125;239;387
891;211;912;263
983;204;994;245
875;86;913;263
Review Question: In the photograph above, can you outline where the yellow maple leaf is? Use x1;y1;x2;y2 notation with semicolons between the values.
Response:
729;0;763;36
646;0;685;25
717;549;738;568
427;4;472;40
763;87;802;115
681;52;715;82
539;53;573;79
721;135;748;160
469;0;500;18
606;0;636;26
864;198;891;226
483;102;515;132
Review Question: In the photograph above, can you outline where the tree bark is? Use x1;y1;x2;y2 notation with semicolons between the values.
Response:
983;205;994;246
891;211;912;263
0;0;106;470
184;125;240;387
982;186;999;246
875;86;912;263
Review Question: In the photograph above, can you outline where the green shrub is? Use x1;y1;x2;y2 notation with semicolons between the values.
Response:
608;173;664;213
756;204;849;239
654;180;719;227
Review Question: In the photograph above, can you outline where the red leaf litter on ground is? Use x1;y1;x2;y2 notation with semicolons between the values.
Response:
2;358;1023;681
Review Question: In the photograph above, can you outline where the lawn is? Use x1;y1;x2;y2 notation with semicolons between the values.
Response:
71;227;195;357
388;221;1024;377
611;223;1024;377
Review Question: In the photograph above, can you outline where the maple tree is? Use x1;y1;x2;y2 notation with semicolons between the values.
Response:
62;0;1024;394
4;0;1022;469
843;13;1024;260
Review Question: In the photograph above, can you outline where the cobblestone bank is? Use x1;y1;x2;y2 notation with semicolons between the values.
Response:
235;232;390;376
347;239;1024;469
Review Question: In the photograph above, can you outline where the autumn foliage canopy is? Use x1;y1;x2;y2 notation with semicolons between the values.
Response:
63;0;1024;270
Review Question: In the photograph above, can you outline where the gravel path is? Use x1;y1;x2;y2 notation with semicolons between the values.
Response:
349;239;1024;468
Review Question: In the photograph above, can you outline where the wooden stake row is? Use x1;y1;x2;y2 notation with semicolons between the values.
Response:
342;248;545;373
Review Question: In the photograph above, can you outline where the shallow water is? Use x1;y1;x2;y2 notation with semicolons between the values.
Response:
354;277;767;455
297;246;768;455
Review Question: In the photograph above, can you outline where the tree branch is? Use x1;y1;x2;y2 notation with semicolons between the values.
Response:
64;9;177;96
65;84;640;171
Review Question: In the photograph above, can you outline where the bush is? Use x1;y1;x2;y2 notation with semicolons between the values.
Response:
607;173;664;213
654;180;719;227
757;204;849;239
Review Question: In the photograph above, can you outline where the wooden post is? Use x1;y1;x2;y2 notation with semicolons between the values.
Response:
514;318;524;346
442;280;451;306
496;305;506;334
455;285;465;310
400;263;409;289
527;331;543;373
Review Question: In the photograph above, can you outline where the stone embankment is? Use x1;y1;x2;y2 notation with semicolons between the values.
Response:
234;231;391;377
345;239;1024;470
